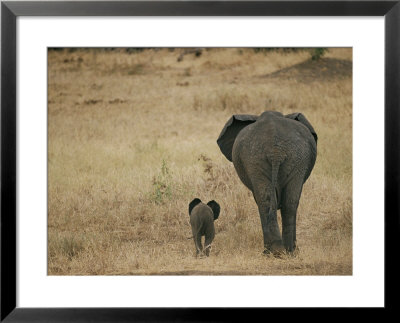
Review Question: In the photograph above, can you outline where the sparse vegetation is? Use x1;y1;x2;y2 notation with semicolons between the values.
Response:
253;47;328;61
150;159;173;204
311;48;328;61
48;48;352;275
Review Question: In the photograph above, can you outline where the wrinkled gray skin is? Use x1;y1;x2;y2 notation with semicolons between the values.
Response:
188;198;220;257
217;111;317;255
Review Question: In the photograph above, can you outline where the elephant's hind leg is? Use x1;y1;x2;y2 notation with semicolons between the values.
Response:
193;234;203;257
253;183;284;255
281;182;303;253
204;229;215;257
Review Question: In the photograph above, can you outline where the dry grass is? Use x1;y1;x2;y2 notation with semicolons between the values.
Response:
48;48;352;275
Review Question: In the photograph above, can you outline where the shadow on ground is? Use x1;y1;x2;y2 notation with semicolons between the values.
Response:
261;58;352;83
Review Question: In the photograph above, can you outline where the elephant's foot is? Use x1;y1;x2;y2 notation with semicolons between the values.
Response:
195;251;206;259
195;249;209;259
204;245;212;257
288;245;300;257
263;240;285;257
283;241;299;257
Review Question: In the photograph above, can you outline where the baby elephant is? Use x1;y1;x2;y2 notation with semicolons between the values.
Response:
188;198;220;257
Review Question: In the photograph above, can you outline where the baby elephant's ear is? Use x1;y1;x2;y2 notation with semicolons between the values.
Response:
217;114;258;162
207;200;220;220
189;198;202;215
285;112;318;144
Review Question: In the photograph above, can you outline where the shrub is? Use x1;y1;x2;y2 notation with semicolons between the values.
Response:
150;159;173;204
310;48;328;61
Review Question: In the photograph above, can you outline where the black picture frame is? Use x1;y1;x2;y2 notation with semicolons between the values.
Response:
1;1;398;321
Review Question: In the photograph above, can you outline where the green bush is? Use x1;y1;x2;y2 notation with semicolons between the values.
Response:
150;159;172;204
310;48;328;61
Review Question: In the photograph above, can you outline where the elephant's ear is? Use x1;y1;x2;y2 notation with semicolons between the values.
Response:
207;200;220;220
217;114;258;161
189;198;202;215
285;113;318;144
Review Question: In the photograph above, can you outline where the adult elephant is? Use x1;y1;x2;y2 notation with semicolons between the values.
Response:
217;111;317;255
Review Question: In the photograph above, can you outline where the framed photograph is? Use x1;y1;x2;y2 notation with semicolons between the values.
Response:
1;0;398;321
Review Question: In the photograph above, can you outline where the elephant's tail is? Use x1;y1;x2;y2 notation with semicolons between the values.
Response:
269;160;281;214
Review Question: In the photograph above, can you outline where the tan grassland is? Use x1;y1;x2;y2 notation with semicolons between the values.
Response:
48;48;352;275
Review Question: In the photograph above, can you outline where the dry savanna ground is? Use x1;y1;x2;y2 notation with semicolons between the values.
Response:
48;48;352;275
